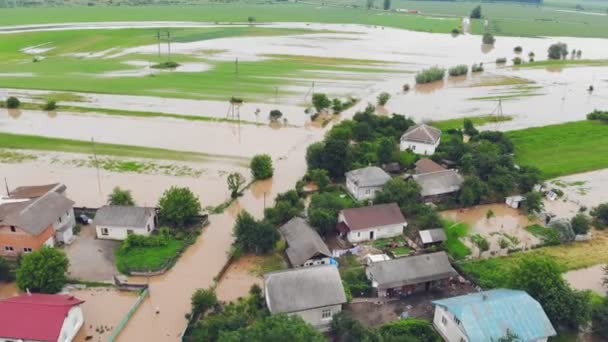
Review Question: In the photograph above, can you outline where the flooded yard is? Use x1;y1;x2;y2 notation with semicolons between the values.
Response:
564;264;607;295
215;255;264;302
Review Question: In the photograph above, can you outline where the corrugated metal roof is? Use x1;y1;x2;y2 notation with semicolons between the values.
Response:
432;289;557;342
419;228;447;244
279;217;331;266
345;166;391;188
93;205;155;228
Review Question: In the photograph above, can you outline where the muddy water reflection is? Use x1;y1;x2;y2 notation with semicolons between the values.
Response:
564;264;607;295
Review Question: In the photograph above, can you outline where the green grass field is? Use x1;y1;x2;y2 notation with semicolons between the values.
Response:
115;238;184;274
431;114;513;131
441;220;471;261
507;120;608;179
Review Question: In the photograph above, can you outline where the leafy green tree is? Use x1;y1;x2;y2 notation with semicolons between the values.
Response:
312;93;331;113
322;137;351;179
459;176;489;206
16;247;69;293
377;92;390;106
191;287;218;318
331;312;380;342
591;203;608;228
571;213;591;235
158;186;201;227
593;298;608;339
470;5;482;19
306;142;325;171
250;154;273;180
482;32;495;45
379;319;441;342
227;172;246;199
308;168;330;190
107;186;135;206
219;314;325;341
233;211;279;254
383;0;390;10
269;109;282;122
492;329;520;342
263;190;304;226
353;121;373;141
377;137;396;164
463;119;479;136
548;42;568;59
0;257;11;282
549;220;576;243
43;99;57;111
518;166;541;193
308;191;354;236
5;96;20;109
521;191;544;215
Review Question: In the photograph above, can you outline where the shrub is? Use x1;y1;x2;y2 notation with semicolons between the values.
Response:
16;247;68;293
269;109;282;121
471;63;484;72
377;92;391;106
5;96;20;109
482;33;495;45
571;213;591;235
312;93;331;113
591;203;608;228
151;61;179;69
448;64;468;77
250;154;273;180
471;234;490;252
402;83;410;92
512;57;522;65
415;66;445;84
514;46;523;53
470;5;482;19
587;110;608;122
548;42;568;60
495;57;507;64
43;99;57;111
451;28;460;35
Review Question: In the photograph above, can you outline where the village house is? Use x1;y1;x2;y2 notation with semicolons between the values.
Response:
400;124;442;155
411;169;464;202
0;183;75;257
279;217;332;268
345;166;391;201
419;228;447;248
432;289;557;342
337;203;406;243
415;158;445;174
264;265;347;331
366;251;457;297
0;293;84;342
94;205;157;240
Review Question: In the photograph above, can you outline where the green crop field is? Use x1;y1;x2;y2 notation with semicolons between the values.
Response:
507;120;608;179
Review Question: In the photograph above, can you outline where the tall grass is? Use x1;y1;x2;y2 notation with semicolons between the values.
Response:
448;64;468;77
415;66;445;84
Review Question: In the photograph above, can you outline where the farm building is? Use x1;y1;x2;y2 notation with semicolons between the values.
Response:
337;203;406;243
366;251;457;297
345;166;391;201
400;124;442;155
264;265;347;331
506;195;525;209
279;217;332;268
94;205;157;240
414;158;445;174
411;169;464;202
419;228;447;247
432;289;557;342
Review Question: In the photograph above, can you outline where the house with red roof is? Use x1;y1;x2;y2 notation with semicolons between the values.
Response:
0;293;84;342
336;203;407;243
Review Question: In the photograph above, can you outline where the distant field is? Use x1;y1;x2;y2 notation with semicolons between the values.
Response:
507;120;608;179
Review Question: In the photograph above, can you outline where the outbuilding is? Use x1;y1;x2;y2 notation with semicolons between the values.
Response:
419;228;447;247
94;205;157;240
279;217;332;268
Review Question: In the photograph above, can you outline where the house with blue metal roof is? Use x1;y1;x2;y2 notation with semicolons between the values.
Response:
432;289;557;342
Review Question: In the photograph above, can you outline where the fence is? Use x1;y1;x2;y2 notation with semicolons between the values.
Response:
107;287;150;342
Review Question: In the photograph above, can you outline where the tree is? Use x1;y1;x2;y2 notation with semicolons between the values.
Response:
269;109;282;122
220;314;325;341
521;191;543;215
191;287;218;318
377;137;396;164
463;119;479;136
306;142;325;171
571;213;591;235
263;190;304;226
509;255;591;328
5;96;20;109
548;42;568;60
378;319;441;342
43;99;57;111
233;211;279;254
492;329;520;342
591;203;608;228
321;137;351;179
308;168;330;190
366;0;374;9
482;32;495;45
158;186;201;227
383;0;390;10
459;176;489;206
0;257;11;282
331;312;380;342
250;154;273;180
518;166;541;193
592;298;608;339
377;92;390;106
247;16;256;24
227;172;246;199
308;191;353;236
470;5;482;19
16;246;69;293
312;93;331;113
107;186;135;206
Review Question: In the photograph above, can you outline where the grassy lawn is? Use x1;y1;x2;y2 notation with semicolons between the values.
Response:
442;220;471;261
507;120;608;179
390;246;411;257
0;132;249;165
431;114;513;131
372;235;406;250
115;238;184;274
525;224;556;242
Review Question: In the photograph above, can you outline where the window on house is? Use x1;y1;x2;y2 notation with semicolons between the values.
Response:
23;247;32;253
4;246;14;252
101;228;109;236
10;226;16;232
58;216;62;223
127;229;134;235
357;232;361;238
453;317;461;325
321;309;332;319
365;189;370;195
441;316;448;326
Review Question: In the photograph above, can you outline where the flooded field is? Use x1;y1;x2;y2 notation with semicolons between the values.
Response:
544;169;608;220
215;255;264;302
564;264;607;295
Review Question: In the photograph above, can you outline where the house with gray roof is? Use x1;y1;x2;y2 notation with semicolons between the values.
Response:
264;265;347;331
400;124;442;155
94;206;156;240
412;169;464;202
279;217;331;268
345;166;391;201
432;289;556;342
366;251;457;297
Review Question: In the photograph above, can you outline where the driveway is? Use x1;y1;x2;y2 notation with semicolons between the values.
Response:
64;224;119;282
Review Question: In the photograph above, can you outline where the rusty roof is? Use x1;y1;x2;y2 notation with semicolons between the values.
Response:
340;203;405;231
9;183;65;199
415;158;445;174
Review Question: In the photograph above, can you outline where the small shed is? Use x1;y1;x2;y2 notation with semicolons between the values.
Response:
364;254;391;266
505;195;525;209
419;228;447;247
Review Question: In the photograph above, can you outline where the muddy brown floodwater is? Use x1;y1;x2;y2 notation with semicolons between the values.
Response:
215;255;264;302
564;264;607;295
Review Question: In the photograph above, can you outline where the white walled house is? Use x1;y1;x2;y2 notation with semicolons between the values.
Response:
54;206;76;244
432;289;557;342
264;265;347;331
400;124;442;155
94;206;156;240
0;293;84;342
337;203;406;243
345;166;391;201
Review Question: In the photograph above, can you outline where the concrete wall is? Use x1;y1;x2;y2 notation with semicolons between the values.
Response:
58;305;84;342
289;304;343;332
299;257;332;268
433;305;468;342
346;178;382;201
347;222;406;243
96;214;156;240
400;139;440;155
54;207;76;244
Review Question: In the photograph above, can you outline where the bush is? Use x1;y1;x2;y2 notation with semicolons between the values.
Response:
514;46;523;53
482;33;495;45
43;99;57;111
470;5;482;19
415;66;445;84
451;28;460;35
269;109;282;121
448;64;468;77
312;93;331;113
402;83;410;92
548;42;568;60
5;96;20;109
591;203;608;228
250;154;273;180
571;213;591;235
495;57;507;64
151;61;179;69
377;92;391;106
587;110;608;122
512;57;522;65
121;230;170;251
471;234;490;252
471;63;484;72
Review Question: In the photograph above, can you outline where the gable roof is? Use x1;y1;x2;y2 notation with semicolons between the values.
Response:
93;205;155;228
0;293;84;341
264;265;346;314
366;251;456;289
415;158;445;174
433;289;557;342
279;217;331;266
419;228;447;244
345;166;391;188
412;169;464;197
340;203;405;231
401;124;441;145
8;183;66;200
0;191;75;235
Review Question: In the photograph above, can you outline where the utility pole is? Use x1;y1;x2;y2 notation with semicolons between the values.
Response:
275;86;278;104
4;177;9;196
156;31;161;60
91;137;102;195
166;30;171;61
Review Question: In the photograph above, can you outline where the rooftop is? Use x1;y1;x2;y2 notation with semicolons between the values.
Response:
415;158;445;174
0;191;75;235
433;289;557;342
367;251;457;289
264;265;346;314
8;183;66;200
0;293;84;341
412;169;463;197
419;228;447;244
345;166;391;188
401;124;441;145
340;203;405;231
93;205;155;228
279;217;331;267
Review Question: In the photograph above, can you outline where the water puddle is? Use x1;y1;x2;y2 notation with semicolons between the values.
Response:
564;264;607;295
